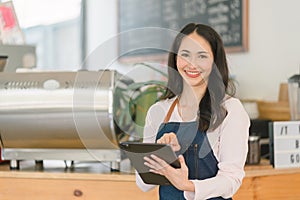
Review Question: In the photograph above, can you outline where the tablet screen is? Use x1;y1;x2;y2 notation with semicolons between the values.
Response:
120;142;180;185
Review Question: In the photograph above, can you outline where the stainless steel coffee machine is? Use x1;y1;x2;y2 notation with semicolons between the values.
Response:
0;70;130;170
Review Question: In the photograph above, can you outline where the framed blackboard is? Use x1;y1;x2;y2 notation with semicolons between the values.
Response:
118;0;248;61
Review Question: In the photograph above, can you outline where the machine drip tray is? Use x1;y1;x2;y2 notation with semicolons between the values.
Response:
2;148;122;171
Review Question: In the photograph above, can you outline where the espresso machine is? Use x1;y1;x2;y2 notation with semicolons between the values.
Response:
0;70;131;170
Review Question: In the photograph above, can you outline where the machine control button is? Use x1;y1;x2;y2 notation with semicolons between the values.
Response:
43;79;60;90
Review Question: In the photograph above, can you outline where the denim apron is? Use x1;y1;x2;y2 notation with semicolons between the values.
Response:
156;99;232;200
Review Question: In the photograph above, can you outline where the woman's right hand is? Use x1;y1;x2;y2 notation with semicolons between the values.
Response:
157;132;181;152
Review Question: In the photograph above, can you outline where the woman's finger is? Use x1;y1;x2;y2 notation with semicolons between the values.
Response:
164;135;170;144
150;154;169;170
157;133;181;151
157;132;176;144
178;155;187;170
144;156;165;171
144;155;170;172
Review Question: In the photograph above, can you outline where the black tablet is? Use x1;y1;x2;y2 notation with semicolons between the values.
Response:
119;142;181;185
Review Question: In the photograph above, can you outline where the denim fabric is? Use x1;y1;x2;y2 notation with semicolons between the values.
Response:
156;121;232;200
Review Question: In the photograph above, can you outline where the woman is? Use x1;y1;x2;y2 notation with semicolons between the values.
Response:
136;23;250;200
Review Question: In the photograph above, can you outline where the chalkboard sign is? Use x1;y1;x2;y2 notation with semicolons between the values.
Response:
118;0;248;60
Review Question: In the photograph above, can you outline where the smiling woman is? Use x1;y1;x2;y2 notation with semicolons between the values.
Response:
1;0;83;70
136;23;250;200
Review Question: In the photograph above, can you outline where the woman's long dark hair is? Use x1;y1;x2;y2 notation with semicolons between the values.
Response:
161;23;235;132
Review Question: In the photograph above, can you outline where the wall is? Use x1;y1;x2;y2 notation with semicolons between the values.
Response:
85;0;117;65
25;19;81;70
228;0;300;100
86;0;300;101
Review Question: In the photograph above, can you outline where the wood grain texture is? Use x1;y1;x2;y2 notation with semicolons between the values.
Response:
1;162;300;199
234;172;300;199
0;177;159;200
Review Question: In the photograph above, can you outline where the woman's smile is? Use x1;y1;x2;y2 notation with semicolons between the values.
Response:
184;69;202;78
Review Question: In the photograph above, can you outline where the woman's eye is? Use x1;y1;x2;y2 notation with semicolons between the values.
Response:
180;53;189;57
198;54;208;59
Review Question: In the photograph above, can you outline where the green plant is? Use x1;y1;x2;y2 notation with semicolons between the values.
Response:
113;62;167;141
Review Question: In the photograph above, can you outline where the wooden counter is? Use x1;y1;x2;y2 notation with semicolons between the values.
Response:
0;159;300;199
235;161;300;199
0;160;159;200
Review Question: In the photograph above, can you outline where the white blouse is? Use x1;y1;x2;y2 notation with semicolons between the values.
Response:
136;96;250;200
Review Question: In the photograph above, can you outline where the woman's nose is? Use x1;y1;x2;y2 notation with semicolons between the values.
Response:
187;56;198;68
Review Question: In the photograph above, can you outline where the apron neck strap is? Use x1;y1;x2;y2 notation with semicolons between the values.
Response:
163;98;179;123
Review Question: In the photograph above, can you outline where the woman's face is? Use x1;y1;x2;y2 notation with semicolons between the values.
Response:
176;32;214;88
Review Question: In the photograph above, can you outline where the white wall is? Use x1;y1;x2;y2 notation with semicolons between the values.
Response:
25;19;81;70
85;0;128;74
86;0;117;58
86;0;300;101
228;0;300;100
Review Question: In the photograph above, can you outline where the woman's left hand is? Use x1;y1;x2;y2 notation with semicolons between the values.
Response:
144;155;195;191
